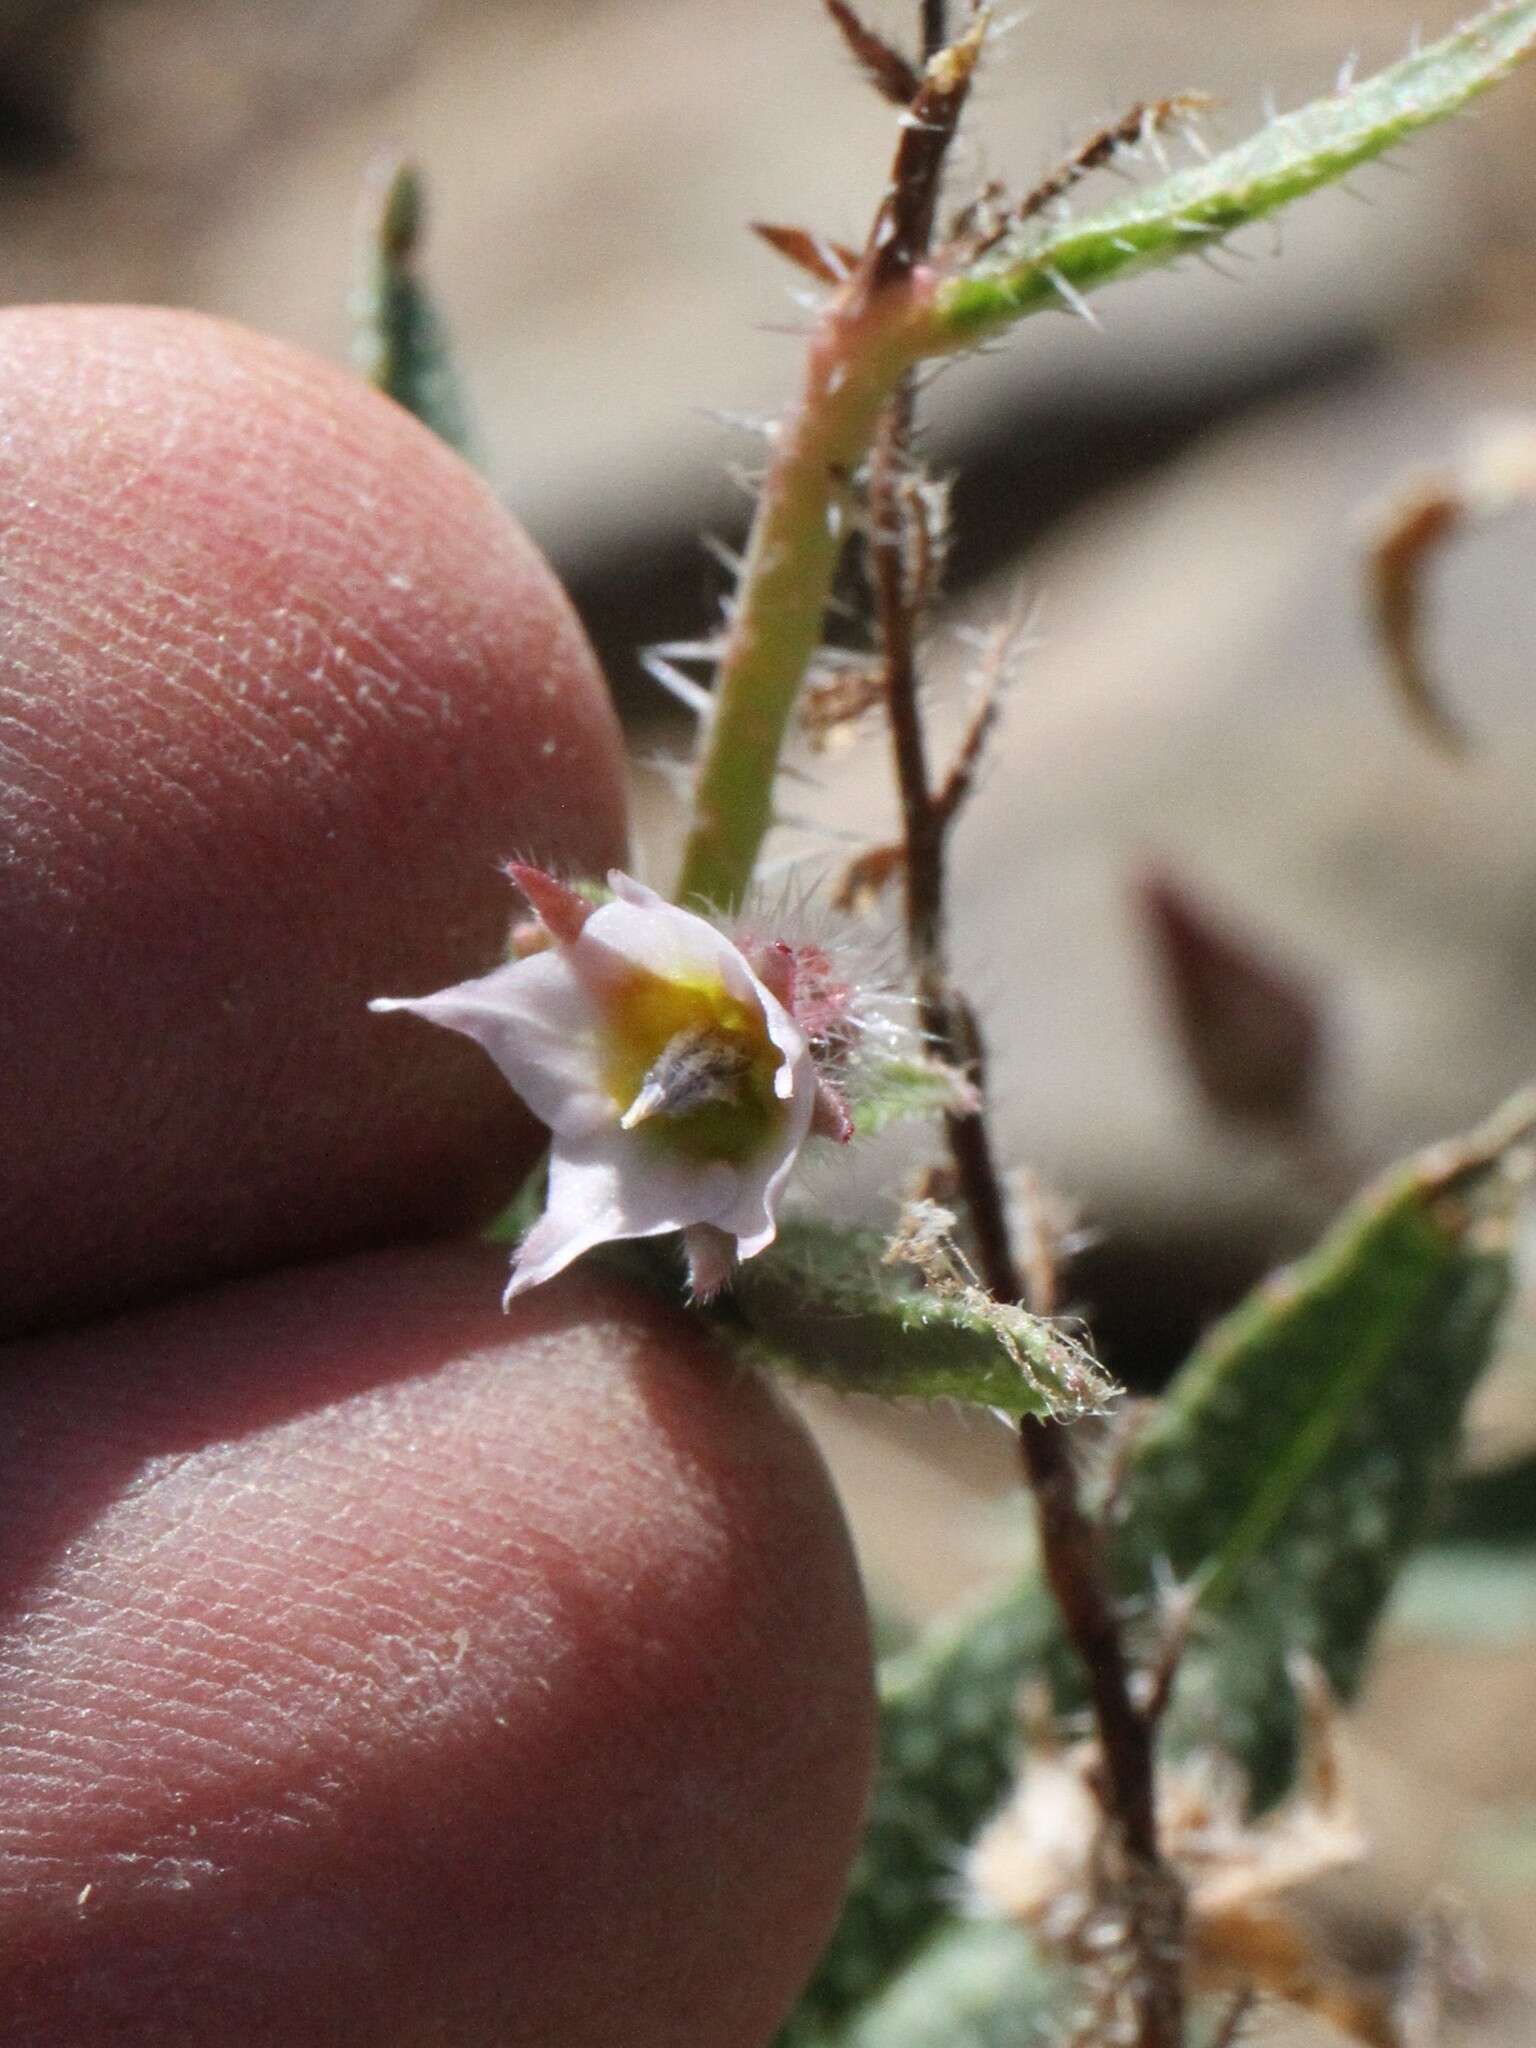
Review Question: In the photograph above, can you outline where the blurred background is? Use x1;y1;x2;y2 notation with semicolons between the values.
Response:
6;0;1536;2037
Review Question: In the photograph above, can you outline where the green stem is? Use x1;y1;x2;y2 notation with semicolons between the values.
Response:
674;280;935;909
675;0;1536;914
936;0;1536;342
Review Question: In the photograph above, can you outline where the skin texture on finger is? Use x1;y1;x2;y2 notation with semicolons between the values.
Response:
0;1244;874;2048
0;304;627;1338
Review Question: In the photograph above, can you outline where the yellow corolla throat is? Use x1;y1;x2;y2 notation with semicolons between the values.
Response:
601;968;785;1163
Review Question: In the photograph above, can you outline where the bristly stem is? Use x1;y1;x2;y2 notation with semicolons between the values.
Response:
674;18;987;912
675;1;1536;915
673;279;932;911
867;263;1190;2048
937;0;1536;339
862;11;1184;2044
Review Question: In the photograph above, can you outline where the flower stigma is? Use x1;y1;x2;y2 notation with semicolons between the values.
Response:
605;973;783;1160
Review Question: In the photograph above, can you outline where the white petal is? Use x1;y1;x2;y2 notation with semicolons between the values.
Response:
579;892;762;1008
707;1045;818;1258
371;951;612;1139
506;1144;628;1297
577;893;810;1112
507;1130;739;1297
606;870;666;910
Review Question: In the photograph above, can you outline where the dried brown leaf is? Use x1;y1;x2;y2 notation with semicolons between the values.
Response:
971;1666;1383;2040
934;609;1019;826
1366;478;1468;754
1016;92;1215;226
800;662;887;747
832;840;906;912
1137;868;1325;1136
821;0;921;105
1364;417;1536;756
749;220;860;285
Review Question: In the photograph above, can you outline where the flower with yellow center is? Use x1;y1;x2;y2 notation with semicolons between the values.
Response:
371;869;819;1300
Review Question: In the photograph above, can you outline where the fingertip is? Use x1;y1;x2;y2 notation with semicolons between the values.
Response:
0;1246;873;2047
0;304;627;1335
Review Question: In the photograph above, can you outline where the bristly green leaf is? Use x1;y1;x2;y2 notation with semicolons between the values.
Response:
776;1097;1528;2042
937;2;1536;342
777;1580;1065;2046
850;1054;974;1137
1118;1092;1528;1804
730;1219;1112;1418
352;157;476;459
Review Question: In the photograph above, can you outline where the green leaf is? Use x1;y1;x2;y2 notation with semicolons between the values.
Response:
850;1055;972;1138
1442;1445;1536;1543
777;1097;1527;2042
352;158;476;459
1119;1095;1525;1803
938;2;1536;342
777;1580;1064;2045
730;1220;1113;1419
833;1920;1058;2048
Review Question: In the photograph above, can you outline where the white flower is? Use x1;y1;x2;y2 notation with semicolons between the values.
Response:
372;869;823;1300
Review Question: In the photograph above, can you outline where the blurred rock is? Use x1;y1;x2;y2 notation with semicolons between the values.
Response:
753;341;1536;1364
5;0;1536;694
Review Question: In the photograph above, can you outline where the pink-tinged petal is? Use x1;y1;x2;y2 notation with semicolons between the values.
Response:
381;869;826;1298
750;942;797;1012
371;950;611;1140
812;1077;855;1143
504;863;593;944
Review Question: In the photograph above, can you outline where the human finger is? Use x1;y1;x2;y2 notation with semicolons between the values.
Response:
0;304;627;1337
0;1242;873;2046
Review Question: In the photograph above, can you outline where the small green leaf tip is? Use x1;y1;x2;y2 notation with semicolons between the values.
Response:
352;153;476;460
731;1215;1112;1419
849;1053;975;1138
376;156;423;265
936;1;1536;342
